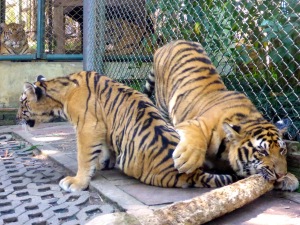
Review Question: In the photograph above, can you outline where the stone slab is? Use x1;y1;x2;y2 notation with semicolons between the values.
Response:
118;183;211;205
206;192;300;225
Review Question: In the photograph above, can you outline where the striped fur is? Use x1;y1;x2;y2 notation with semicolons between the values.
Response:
17;71;237;192
144;40;299;191
0;22;29;55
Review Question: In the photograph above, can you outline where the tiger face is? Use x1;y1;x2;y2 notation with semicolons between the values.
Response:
0;21;29;54
224;123;288;181
16;81;65;127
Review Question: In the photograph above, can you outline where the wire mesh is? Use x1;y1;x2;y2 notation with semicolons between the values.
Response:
88;0;299;141
48;0;83;54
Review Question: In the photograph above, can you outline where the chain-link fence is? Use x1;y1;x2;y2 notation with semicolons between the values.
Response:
48;0;83;54
0;0;299;140
0;0;83;56
85;0;299;141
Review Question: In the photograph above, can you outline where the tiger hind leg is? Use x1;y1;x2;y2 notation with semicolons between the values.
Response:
175;170;237;188
193;171;238;188
173;119;211;174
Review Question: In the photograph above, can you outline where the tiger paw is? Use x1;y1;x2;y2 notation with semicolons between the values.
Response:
173;132;207;174
274;172;299;192
59;176;89;192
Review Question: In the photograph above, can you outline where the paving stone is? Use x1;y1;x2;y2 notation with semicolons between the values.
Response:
62;219;81;225
18;202;53;225
8;189;64;205
2;178;32;191
0;202;51;224
0;188;14;200
0;134;13;142
25;167;64;183
23;213;54;225
0;134;116;224
13;146;36;157
77;204;115;223
6;195;42;204
5;167;28;178
57;191;90;206
46;203;80;224
119;183;211;205
0;200;22;216
27;183;62;191
0;165;10;172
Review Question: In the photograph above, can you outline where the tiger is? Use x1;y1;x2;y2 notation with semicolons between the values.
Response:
144;40;299;191
16;71;238;192
105;19;146;55
0;21;29;55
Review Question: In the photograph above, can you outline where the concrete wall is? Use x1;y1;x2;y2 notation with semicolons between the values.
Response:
0;61;83;108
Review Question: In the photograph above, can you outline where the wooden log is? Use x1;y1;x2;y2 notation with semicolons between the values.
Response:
87;174;274;225
153;174;274;225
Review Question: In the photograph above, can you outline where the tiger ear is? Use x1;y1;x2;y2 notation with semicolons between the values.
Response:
275;118;290;137
23;82;38;102
36;75;46;82
223;122;242;142
0;23;6;28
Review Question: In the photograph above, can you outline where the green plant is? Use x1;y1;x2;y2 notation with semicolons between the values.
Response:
223;73;299;141
145;0;299;140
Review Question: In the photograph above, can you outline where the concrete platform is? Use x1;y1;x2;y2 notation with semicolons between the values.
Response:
1;122;300;224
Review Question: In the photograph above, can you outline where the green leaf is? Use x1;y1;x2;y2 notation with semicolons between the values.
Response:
261;20;271;27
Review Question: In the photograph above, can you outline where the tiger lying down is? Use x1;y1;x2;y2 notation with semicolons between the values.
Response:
17;72;242;192
144;40;299;192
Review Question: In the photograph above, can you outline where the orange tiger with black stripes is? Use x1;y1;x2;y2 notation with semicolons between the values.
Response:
17;71;239;192
0;21;29;54
144;40;299;191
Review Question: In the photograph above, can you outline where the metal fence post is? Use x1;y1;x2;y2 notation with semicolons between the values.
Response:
83;0;106;73
0;0;5;23
36;0;45;59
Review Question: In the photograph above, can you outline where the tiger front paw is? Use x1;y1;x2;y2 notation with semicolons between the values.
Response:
274;172;299;192
59;176;89;192
173;132;207;174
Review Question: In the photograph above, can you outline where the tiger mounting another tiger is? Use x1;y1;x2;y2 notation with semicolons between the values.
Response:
144;40;299;191
0;21;30;55
17;71;239;192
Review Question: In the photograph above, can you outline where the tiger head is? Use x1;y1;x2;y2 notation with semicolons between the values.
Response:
224;121;289;181
0;21;28;54
16;75;64;127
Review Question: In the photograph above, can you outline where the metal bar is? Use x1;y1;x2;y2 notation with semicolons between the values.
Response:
103;55;153;63
44;54;83;60
0;54;83;61
0;54;36;60
83;0;106;72
36;0;45;59
0;0;5;23
83;0;95;70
